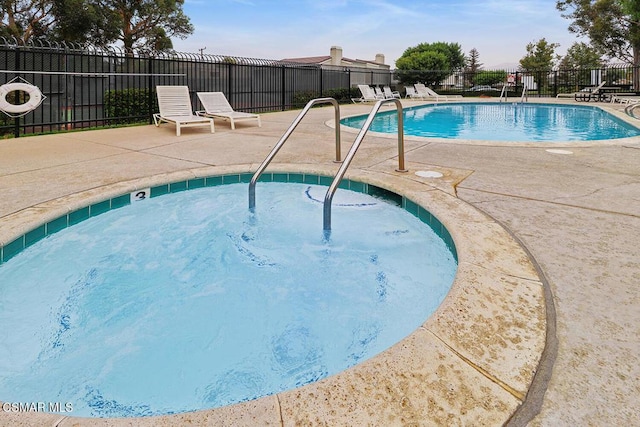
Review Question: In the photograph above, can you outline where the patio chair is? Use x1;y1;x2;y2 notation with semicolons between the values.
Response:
196;92;261;129
414;83;436;100
414;83;458;101
576;81;608;101
351;85;383;103
405;86;421;99
567;81;607;102
610;94;640;104
154;86;214;136
424;85;462;100
383;86;401;99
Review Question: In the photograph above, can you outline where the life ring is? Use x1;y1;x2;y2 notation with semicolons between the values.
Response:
0;82;44;116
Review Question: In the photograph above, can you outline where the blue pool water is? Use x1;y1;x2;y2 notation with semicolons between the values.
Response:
341;103;640;141
0;182;457;417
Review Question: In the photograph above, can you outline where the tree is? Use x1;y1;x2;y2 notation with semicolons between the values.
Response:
395;42;466;86
0;0;193;53
519;38;560;71
465;48;482;85
0;0;99;43
0;0;55;42
466;48;482;72
557;0;640;66
51;0;100;44
557;42;605;87
475;70;507;86
559;42;604;69
90;0;193;53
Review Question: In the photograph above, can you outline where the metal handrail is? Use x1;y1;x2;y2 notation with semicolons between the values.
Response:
521;85;529;103
323;98;406;233
624;102;640;118
499;85;508;102
248;97;341;210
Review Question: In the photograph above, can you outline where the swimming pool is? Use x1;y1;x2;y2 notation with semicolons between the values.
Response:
0;177;457;417
341;102;640;141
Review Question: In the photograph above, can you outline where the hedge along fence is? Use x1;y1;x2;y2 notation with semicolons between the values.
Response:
104;88;157;124
292;87;361;107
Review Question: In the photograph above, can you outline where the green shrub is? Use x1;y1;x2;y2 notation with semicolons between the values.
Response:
291;90;319;107
0;109;14;137
104;88;156;124
322;87;359;103
292;87;360;107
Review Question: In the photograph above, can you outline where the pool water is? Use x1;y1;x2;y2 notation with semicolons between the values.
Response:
341;103;640;141
0;182;457;417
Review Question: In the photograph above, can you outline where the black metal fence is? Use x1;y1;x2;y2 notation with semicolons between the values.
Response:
0;41;396;137
447;67;638;98
1;40;639;138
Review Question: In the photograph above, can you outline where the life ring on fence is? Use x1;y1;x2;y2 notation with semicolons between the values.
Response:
0;82;44;116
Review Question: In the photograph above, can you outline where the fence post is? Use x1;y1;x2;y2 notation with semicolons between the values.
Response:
227;62;232;100
13;45;20;138
281;65;286;111
148;57;154;124
345;69;350;93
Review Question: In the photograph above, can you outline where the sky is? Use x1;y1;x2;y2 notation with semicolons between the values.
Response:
174;0;583;69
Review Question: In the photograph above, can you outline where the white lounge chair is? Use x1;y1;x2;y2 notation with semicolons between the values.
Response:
423;85;462;100
196;92;261;129
414;83;460;101
351;85;383;103
154;86;214;136
405;86;421;99
610;94;640;104
574;81;609;101
383;86;401;99
556;81;607;101
414;83;438;100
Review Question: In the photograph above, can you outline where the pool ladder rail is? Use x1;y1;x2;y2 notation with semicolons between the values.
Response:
499;85;508;102
248;97;407;233
624;102;640;119
520;85;529;103
498;85;528;103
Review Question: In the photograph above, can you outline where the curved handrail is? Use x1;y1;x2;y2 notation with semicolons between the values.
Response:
624;102;640;119
323;98;406;233
499;85;508;102
521;85;529;103
248;97;341;210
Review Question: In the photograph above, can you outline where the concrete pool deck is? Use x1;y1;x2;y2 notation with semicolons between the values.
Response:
0;98;638;425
